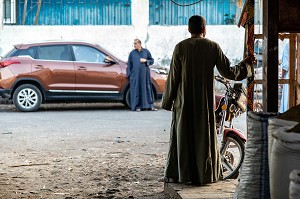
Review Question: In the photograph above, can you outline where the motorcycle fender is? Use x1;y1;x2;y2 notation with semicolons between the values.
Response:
224;128;247;143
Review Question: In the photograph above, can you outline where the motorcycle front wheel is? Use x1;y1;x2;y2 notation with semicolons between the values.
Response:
220;133;245;180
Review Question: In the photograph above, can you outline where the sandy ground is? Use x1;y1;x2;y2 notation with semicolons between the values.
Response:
0;103;171;199
0;141;169;199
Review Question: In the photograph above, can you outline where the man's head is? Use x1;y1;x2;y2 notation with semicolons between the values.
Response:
188;15;206;36
133;39;142;51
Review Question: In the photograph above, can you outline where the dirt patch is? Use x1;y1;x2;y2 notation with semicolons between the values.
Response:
0;102;170;198
0;141;170;199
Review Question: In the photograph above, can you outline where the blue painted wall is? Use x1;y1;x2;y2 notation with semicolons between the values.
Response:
15;0;259;26
149;0;245;25
18;0;132;25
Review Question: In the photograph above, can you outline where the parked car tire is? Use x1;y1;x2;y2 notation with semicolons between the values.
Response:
125;88;131;108
13;84;42;112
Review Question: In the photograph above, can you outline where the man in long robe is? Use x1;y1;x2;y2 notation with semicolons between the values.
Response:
127;39;155;111
280;42;289;113
161;15;254;185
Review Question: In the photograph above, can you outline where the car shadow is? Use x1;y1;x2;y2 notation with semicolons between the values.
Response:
39;102;130;111
0;102;130;112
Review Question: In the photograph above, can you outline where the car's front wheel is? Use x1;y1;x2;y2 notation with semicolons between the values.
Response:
13;84;42;112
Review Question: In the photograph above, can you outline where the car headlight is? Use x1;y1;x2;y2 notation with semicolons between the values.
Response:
150;68;168;75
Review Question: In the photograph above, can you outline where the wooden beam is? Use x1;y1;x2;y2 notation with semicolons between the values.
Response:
297;34;300;105
237;0;255;112
34;0;42;25
279;0;300;32
254;33;290;40
254;79;289;84
262;0;279;112
289;34;296;108
22;0;28;25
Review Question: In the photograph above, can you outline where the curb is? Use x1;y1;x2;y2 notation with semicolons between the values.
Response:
163;179;238;199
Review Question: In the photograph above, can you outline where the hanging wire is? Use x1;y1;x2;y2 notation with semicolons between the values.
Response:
171;0;203;6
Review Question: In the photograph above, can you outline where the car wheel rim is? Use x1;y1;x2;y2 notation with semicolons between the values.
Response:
17;88;38;109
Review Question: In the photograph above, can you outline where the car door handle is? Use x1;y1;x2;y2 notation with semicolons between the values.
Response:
77;66;87;70
34;65;44;69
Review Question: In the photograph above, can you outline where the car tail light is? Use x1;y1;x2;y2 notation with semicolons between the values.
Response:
0;61;21;68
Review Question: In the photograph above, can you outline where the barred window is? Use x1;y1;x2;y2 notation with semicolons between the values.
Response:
17;0;132;25
4;0;17;24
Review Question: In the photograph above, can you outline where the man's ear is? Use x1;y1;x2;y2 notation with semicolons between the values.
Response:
188;28;191;34
202;27;206;37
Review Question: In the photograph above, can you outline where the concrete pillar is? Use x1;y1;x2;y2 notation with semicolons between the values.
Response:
131;0;150;47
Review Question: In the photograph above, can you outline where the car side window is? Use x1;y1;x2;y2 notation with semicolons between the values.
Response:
72;45;106;63
36;45;71;61
18;47;36;58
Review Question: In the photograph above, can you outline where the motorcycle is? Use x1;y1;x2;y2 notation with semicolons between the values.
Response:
215;75;247;179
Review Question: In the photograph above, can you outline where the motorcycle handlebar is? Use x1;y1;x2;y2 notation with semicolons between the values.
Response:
214;75;230;85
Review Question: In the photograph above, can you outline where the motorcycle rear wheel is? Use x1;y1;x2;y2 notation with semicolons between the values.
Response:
220;133;245;180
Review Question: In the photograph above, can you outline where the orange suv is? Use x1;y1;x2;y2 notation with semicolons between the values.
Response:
0;41;167;112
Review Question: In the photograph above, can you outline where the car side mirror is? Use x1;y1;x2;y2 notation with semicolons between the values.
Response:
104;59;116;65
104;57;116;65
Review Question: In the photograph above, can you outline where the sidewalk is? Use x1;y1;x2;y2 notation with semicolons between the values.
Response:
164;179;238;199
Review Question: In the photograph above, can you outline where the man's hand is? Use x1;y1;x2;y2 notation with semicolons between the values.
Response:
241;54;256;77
242;54;256;65
140;58;147;63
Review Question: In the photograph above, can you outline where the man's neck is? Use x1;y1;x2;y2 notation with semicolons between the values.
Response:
191;33;204;38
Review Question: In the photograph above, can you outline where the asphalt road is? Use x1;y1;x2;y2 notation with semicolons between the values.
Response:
0;103;173;152
0;102;246;152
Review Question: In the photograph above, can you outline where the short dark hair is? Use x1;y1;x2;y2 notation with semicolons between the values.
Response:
188;15;206;34
134;39;141;44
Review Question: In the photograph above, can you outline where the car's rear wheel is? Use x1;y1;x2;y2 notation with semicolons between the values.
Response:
13;84;42;112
